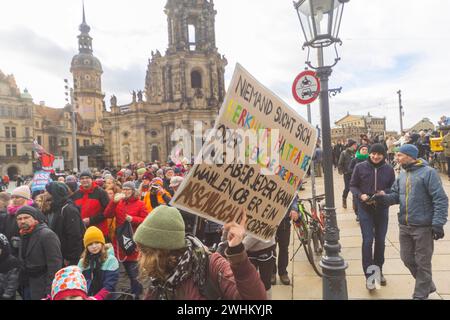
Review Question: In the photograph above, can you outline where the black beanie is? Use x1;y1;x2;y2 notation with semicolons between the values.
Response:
347;139;357;148
369;143;386;156
16;206;47;224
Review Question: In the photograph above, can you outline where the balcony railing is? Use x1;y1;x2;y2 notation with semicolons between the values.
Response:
0;154;30;163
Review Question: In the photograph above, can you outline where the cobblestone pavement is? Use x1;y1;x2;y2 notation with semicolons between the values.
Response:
272;168;450;300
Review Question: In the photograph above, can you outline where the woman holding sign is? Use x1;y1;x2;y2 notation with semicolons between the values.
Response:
134;206;267;300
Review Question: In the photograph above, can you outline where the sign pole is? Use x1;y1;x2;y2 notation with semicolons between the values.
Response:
307;104;317;211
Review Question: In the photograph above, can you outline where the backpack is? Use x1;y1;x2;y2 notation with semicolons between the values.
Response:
191;240;223;300
115;221;137;256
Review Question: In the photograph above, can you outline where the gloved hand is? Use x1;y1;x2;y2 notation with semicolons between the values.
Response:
432;225;445;240
371;194;386;206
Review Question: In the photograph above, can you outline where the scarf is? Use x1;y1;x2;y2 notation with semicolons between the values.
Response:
7;200;34;216
88;253;104;296
356;151;369;160
147;236;208;300
19;221;38;236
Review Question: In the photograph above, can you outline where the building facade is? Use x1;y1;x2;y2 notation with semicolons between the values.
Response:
407;118;435;132
331;113;387;143
1;0;226;176
103;0;227;167
0;72;34;178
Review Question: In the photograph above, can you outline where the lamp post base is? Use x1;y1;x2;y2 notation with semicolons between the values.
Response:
319;206;348;300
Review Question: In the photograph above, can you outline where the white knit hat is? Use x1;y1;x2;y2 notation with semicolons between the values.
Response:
169;176;184;188
12;185;31;200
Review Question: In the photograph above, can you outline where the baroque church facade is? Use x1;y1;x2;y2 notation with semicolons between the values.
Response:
103;0;227;167
0;0;226;177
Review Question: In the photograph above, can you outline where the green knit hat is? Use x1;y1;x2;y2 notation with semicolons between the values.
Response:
134;205;186;250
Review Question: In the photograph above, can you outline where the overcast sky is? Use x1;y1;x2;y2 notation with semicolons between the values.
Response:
1;0;449;132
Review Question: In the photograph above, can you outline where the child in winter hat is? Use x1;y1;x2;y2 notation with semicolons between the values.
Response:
78;227;119;297
50;266;109;300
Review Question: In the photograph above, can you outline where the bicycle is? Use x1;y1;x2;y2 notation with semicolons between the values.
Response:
290;194;325;277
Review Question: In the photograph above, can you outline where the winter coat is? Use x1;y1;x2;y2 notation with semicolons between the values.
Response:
0;235;22;299
348;156;367;174
20;223;63;300
338;148;355;175
3;210;22;258
0;210;7;236
143;246;267;300
142;190;171;213
385;160;449;227
104;196;148;261
49;201;85;264
78;245;119;295
443;132;450;158
350;159;396;207
72;182;110;236
0;268;20;299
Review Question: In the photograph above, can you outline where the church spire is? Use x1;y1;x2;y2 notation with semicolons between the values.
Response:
78;1;92;53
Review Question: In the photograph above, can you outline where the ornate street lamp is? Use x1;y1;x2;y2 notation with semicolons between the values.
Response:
294;0;349;300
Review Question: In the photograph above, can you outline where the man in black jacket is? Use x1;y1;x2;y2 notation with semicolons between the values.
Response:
0;233;21;300
16;206;62;300
338;140;357;209
45;182;85;266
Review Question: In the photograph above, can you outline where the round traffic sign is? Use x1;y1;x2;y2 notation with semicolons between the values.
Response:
292;70;321;105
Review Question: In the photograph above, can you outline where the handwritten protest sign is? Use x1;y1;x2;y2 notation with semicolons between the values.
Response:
171;64;317;240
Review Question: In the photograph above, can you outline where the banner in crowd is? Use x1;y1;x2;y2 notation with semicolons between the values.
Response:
31;170;53;194
171;64;317;240
33;139;55;170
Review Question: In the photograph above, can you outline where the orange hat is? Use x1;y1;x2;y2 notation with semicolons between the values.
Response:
83;226;105;248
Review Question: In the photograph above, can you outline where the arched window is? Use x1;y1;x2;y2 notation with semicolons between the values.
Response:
188;24;196;51
191;71;202;89
151;145;160;162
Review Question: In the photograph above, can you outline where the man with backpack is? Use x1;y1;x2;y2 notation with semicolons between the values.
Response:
45;182;85;266
338;139;357;209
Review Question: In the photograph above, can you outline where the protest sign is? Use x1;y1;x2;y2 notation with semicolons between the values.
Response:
31;170;53;194
171;64;317;240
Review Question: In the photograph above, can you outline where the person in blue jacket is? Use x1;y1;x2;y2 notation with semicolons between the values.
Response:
78;226;119;297
376;144;448;300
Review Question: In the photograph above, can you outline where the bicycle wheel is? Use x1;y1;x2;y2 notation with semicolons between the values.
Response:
306;222;324;277
290;220;309;261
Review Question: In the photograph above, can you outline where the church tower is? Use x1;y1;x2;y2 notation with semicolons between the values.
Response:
70;4;105;139
145;0;227;110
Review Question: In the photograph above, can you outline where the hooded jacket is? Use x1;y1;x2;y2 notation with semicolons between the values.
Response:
385;159;449;227
46;182;85;264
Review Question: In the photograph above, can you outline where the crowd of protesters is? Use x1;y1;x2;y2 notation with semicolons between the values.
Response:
1;159;302;300
332;127;449;299
1;122;449;300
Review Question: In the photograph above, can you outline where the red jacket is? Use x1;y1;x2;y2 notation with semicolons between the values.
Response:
104;196;148;261
72;182;110;236
144;249;267;300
